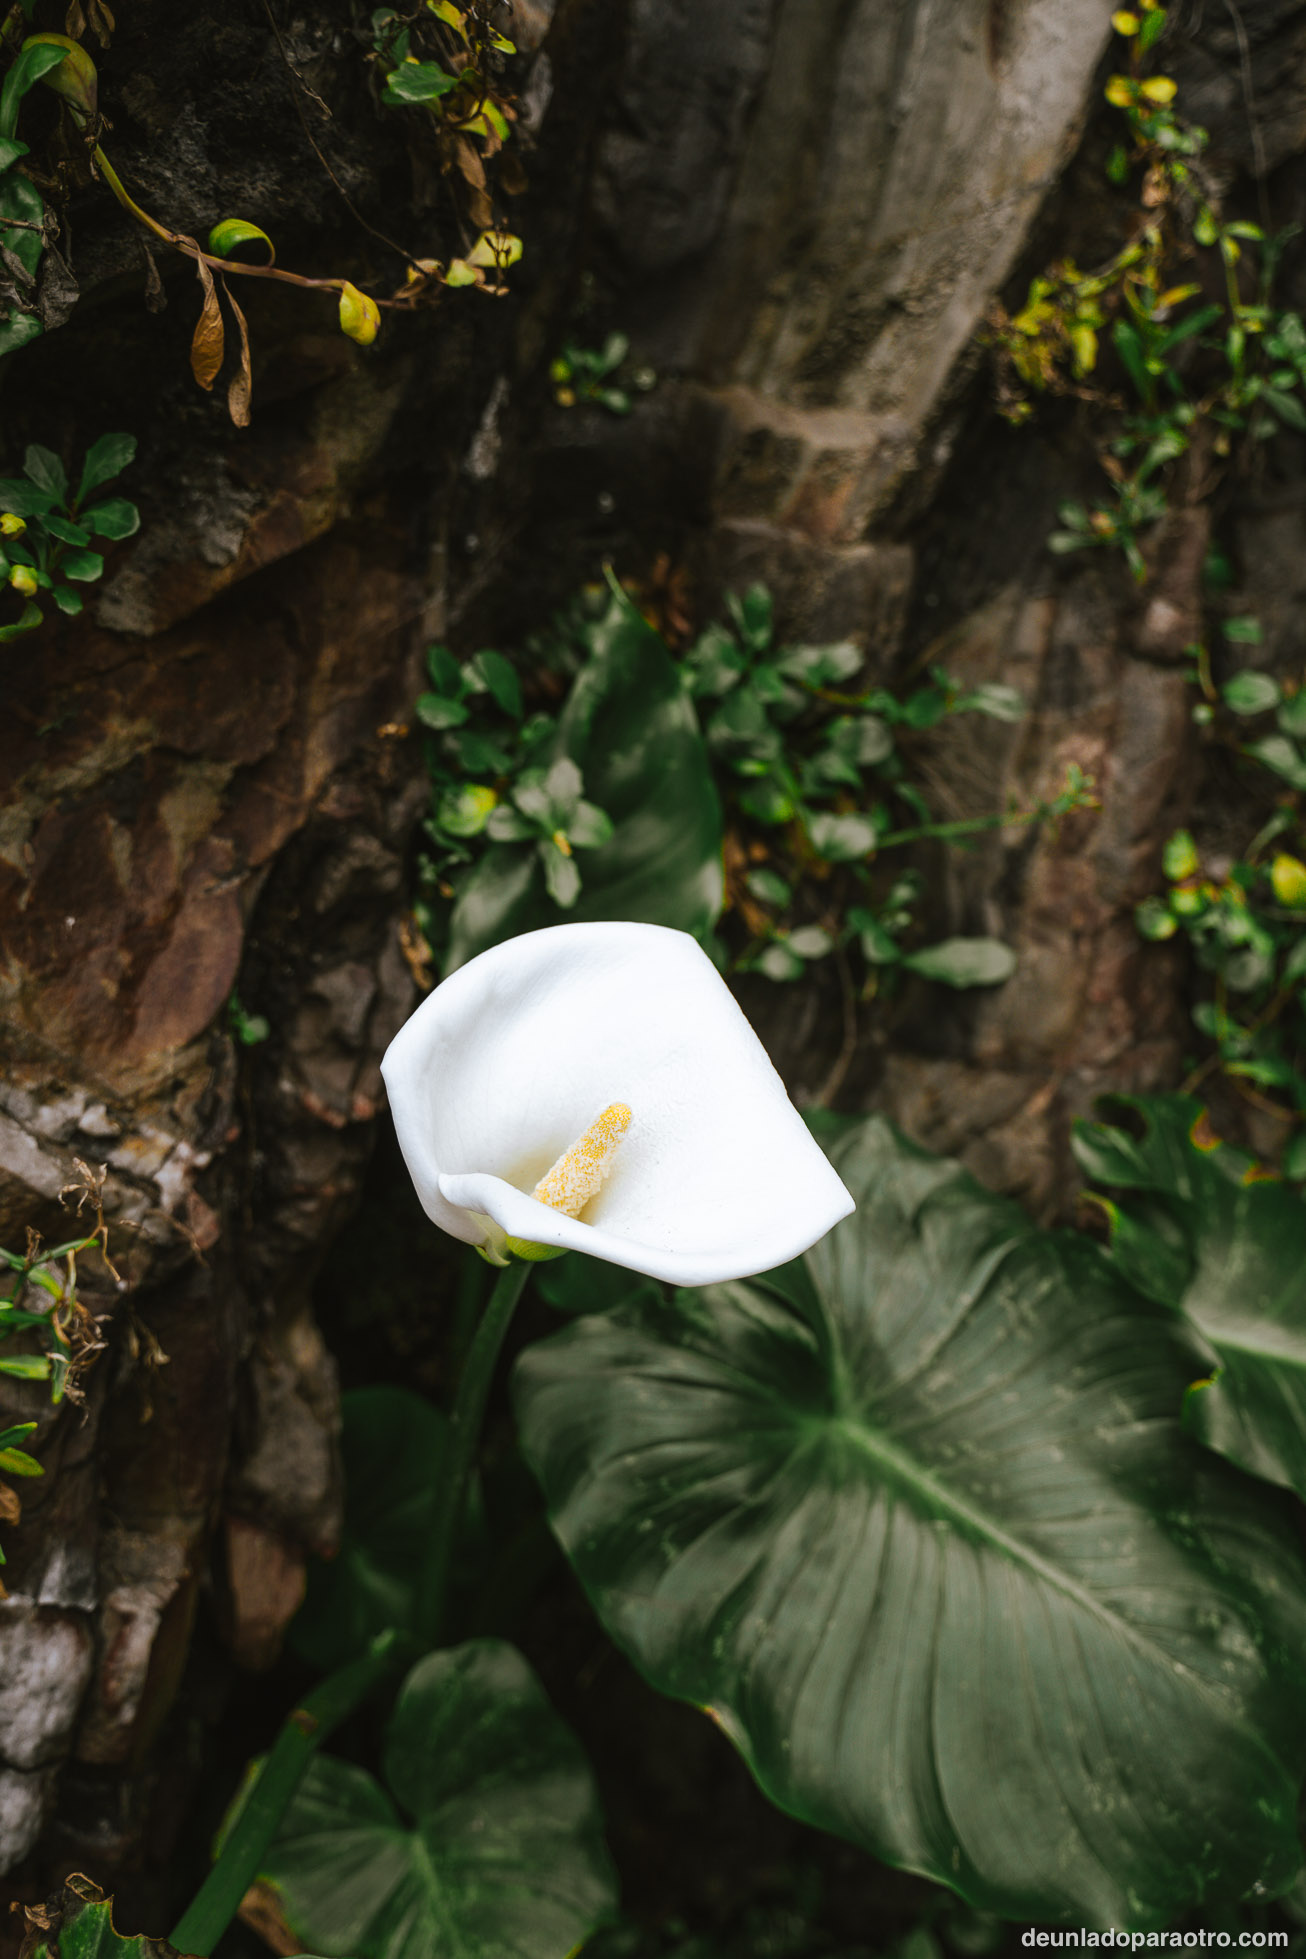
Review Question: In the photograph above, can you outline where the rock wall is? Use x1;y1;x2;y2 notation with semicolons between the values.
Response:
0;0;609;1895
2;0;1303;1908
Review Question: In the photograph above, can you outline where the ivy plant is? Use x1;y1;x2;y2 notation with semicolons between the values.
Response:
549;331;657;415
680;582;1084;993
0;433;139;638
0;1193;113;1581
993;1;1306;579
1131;621;1306;1163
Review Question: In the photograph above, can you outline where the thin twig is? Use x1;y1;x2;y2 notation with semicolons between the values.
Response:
259;0;421;270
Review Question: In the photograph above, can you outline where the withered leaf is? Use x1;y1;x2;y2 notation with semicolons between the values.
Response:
189;250;224;391
453;134;486;191
221;275;253;428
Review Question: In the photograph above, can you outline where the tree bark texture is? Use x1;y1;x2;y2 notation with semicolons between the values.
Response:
1;0;1303;1911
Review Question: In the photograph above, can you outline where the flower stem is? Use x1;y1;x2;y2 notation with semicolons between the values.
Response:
169;1629;411;1957
417;1258;532;1644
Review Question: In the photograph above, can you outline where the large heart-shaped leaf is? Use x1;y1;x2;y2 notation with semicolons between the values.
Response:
289;1387;449;1673
445;590;723;970
260;1640;617;1959
514;1118;1306;1928
1072;1093;1306;1500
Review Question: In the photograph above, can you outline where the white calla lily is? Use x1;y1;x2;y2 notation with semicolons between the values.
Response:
381;921;854;1285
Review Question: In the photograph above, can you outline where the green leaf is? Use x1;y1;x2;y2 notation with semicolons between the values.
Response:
1074;1094;1306;1504
754;941;804;982
1276;690;1306;739
1223;615;1263;643
467;648;523;718
0;164;44;278
261;1641;617;1959
1264;385;1306;431
50;584;81;617
901;936;1017;987
437;782;498;838
1135;895;1178;941
23;441;65;499
1162;828;1199;879
0;474;55;515
0;1352;51;1379
81;497;140;540
207;217;275;264
416;690;470;731
1112;318;1151;399
445;589;723;969
290;1387;449;1673
1222;671;1280;715
0;598;41;639
383;58;456;104
726;583;772;653
59;547;104;582
514;1118;1306;1927
0;137;29;171
0;1445;41;1475
0;41;68;143
745;867;791;909
1248;735;1306;792
0;1421;36;1449
804;810;878;862
540;837;581;908
426;642;463;694
43;513;89;546
957;682;1026;723
787;924;834;959
774;639;862;687
566;800;614;851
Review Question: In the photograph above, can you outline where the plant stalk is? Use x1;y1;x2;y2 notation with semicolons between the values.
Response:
417;1256;531;1644
169;1630;411;1957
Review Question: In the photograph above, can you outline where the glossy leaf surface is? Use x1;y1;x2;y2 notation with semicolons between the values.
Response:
446;590;722;970
515;1118;1306;1927
1073;1093;1306;1500
262;1641;617;1959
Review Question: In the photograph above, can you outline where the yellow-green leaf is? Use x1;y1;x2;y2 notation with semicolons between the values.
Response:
338;281;381;346
1270;854;1306;909
1140;75;1177;103
20;33;96;121
467;228;522;269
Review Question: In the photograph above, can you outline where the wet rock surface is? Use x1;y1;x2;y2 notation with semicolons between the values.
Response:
1;0;1304;1916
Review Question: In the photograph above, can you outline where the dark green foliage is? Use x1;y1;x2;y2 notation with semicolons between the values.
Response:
257;1641;617;1959
514;1117;1306;1927
441;585;723;970
1074;1094;1306;1499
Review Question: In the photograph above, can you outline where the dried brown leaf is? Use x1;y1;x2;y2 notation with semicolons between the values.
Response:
0;1482;20;1527
453;134;486;191
222;275;253;427
190;252;224;391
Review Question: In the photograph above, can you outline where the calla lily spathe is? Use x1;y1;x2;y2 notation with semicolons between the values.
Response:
380;922;854;1285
